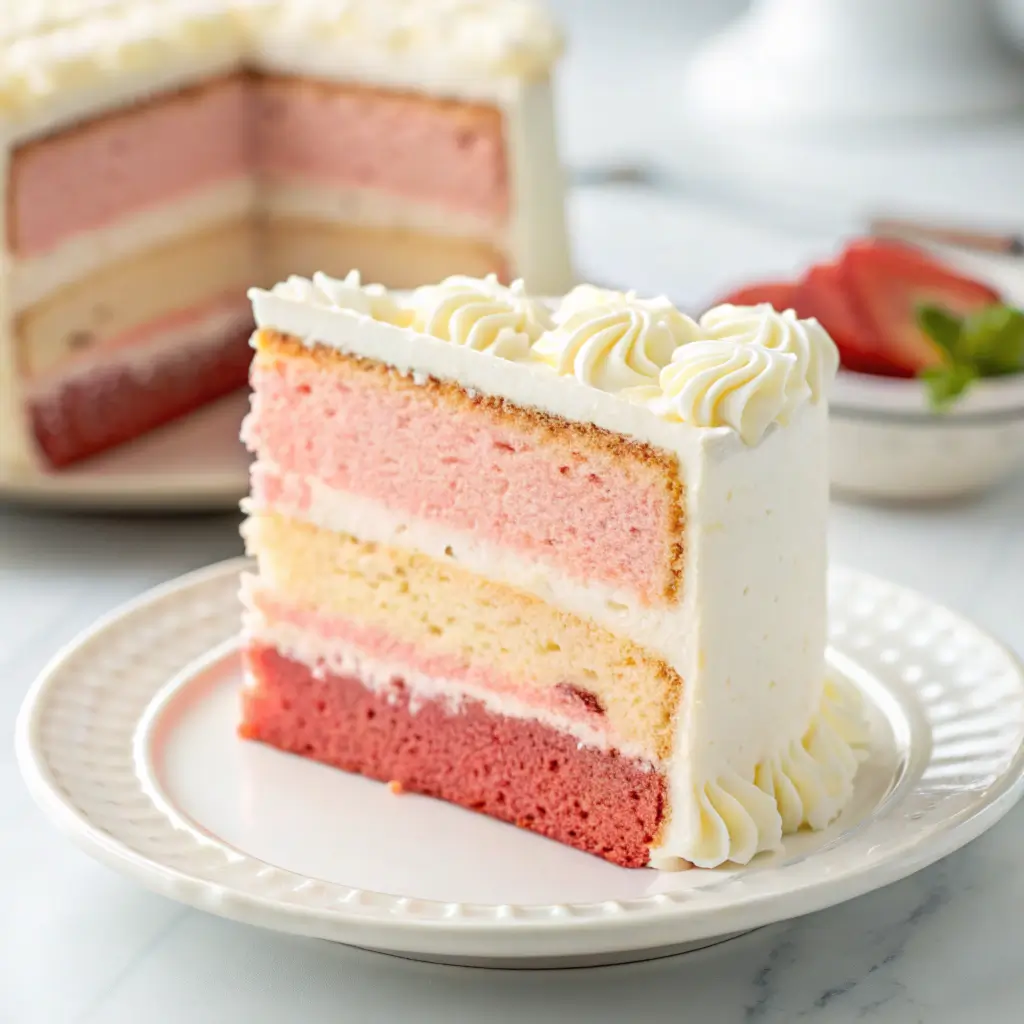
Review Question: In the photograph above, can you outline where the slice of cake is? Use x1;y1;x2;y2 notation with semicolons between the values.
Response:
0;0;570;473
240;273;866;869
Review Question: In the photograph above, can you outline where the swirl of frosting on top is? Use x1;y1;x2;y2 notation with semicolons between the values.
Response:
638;340;811;445
700;303;839;402
411;274;552;360
533;287;701;391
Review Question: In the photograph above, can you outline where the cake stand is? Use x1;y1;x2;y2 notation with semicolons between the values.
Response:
683;0;1024;128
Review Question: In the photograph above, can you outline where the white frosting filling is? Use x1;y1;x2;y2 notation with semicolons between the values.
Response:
246;272;863;868
242;580;653;764
9;178;257;311
243;467;690;666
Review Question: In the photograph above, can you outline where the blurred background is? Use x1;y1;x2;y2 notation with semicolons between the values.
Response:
550;0;1024;306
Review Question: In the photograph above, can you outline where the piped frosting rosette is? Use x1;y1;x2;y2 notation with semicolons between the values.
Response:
411;274;553;360
628;340;811;446
533;285;702;391
700;303;839;403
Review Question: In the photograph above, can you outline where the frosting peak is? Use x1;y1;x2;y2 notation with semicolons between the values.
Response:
700;303;840;402
533;286;701;391
411;274;552;360
266;270;409;325
638;340;811;446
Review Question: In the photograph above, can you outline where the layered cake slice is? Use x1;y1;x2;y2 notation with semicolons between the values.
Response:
240;274;866;869
0;0;570;473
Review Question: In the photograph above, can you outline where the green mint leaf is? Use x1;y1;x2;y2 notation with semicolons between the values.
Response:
920;364;978;410
961;305;1024;376
916;304;964;362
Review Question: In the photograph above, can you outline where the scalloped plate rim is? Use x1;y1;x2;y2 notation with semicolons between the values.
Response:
15;558;1024;961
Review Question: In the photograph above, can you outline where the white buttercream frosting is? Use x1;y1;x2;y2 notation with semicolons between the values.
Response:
532;286;701;391
410;274;551;360
270;271;408;325
658;679;868;870
635;340;810;446
311;270;409;326
0;0;562;118
700;303;840;403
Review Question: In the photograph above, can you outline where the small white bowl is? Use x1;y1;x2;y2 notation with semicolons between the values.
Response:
829;370;1024;501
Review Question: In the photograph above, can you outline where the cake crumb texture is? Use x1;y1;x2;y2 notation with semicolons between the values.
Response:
249;331;685;603
245;513;683;758
243;644;668;868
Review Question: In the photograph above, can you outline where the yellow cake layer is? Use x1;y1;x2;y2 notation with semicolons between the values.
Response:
246;512;683;758
16;215;507;381
17;219;259;379
262;218;508;290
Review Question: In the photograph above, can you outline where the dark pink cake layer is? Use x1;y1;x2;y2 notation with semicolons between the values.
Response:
30;326;252;468
241;644;667;869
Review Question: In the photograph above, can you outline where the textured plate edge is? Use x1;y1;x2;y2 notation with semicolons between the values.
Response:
15;558;1024;960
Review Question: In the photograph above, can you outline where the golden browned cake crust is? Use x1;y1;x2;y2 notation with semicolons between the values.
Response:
255;328;687;601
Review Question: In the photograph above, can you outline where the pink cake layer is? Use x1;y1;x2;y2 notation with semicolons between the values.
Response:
242;643;667;868
255;78;508;220
9;75;509;257
245;345;681;602
10;77;251;257
247;585;619;742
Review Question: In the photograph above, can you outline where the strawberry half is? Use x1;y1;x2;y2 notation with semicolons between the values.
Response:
793;262;895;375
713;281;798;312
840;240;1001;376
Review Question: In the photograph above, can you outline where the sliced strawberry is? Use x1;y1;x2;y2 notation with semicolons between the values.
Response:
793;262;899;376
840;240;1001;375
713;281;798;312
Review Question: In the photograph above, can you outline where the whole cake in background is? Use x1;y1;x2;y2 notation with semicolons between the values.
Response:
240;271;867;870
0;1;571;473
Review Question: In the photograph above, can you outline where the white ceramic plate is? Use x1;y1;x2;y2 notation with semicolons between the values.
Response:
16;559;1024;968
0;391;251;512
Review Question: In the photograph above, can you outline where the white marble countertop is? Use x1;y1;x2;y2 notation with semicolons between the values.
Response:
4;2;1024;1021
3;478;1023;1024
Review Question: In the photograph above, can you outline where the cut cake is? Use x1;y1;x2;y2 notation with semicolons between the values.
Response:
239;273;866;870
0;1;571;472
